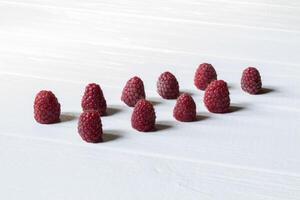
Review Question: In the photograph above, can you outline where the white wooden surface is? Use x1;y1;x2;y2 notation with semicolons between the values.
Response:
1;0;300;199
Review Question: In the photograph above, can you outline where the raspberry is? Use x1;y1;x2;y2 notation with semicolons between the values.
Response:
121;76;146;107
194;63;217;90
173;93;196;122
204;80;230;113
81;83;107;116
78;111;103;143
157;71;179;99
131;99;156;132
241;67;262;94
34;90;61;124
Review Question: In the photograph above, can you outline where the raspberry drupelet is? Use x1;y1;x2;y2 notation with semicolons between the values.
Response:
34;90;61;124
157;71;180;99
241;67;262;94
121;76;146;107
131;99;156;132
78;111;103;143
194;63;217;90
81;83;107;116
173;93;197;122
204;80;230;113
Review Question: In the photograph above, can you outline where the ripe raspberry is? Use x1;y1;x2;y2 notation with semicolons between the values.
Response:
121;76;146;107
131;99;156;132
34;90;61;124
78;111;103;143
194;63;217;90
173;93;196;122
204;80;230;113
81;83;107;116
241;67;262;94
157;71;179;99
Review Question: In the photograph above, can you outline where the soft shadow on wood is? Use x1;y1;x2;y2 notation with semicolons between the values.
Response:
149;100;162;106
155;121;174;132
227;83;234;90
106;106;123;116
103;130;123;142
147;97;162;106
156;124;173;131
228;105;247;113
180;90;194;96
257;87;276;95
196;114;210;121
60;112;79;122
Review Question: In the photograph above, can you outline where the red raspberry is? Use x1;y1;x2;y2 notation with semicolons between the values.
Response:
241;67;262;94
173;93;196;122
121;76;146;107
81;83;107;116
194;63;217;90
131;99;156;132
78;111;103;143
157;71;179;99
34;90;61;124
204;80;230;113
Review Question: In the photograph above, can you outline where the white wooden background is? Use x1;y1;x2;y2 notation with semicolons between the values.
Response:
0;0;300;199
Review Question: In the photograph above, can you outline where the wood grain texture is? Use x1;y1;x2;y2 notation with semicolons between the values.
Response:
0;0;299;199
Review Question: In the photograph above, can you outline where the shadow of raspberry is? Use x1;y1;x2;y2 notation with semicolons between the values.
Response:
155;120;174;132
147;97;163;106
257;87;276;95
60;112;79;123
196;113;210;121
106;106;123;116
103;130;123;142
180;89;194;96
228;104;247;113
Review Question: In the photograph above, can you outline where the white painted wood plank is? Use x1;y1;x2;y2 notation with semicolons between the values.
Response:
1;0;300;32
0;74;299;174
1;135;300;200
0;0;300;199
0;0;300;83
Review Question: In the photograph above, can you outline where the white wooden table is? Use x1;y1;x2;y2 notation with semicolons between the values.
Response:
1;0;300;199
